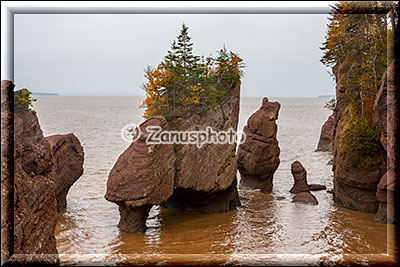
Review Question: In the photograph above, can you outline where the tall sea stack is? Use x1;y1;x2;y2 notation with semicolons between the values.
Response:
237;97;281;192
45;133;85;213
105;82;241;232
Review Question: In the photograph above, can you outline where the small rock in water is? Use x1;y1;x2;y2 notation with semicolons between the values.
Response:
289;161;310;194
292;192;318;205
327;158;333;165
276;196;285;201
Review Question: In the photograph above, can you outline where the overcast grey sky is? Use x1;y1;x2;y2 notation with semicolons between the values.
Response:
14;12;335;97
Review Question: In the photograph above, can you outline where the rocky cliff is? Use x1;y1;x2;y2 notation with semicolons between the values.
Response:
237;97;280;192
1;83;59;264
331;60;388;214
1;81;14;265
373;61;397;224
316;114;335;152
46;133;84;213
106;82;241;232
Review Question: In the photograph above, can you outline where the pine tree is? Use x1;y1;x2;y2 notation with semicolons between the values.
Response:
319;1;398;167
142;23;245;120
164;23;200;108
320;1;392;123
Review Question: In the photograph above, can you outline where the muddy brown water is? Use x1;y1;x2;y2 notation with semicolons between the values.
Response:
32;96;397;265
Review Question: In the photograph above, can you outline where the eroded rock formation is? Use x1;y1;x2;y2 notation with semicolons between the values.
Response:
316;114;335;152
163;179;240;212
289;161;310;194
289;161;319;205
105;118;176;232
332;61;387;213
1;84;59;264
237;97;280;192
373;61;397;224
164;82;241;211
1;81;13;265
46;133;84;213
106;82;242;232
375;170;396;223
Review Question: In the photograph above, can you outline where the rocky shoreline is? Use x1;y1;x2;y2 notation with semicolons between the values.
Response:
0;56;397;265
1;82;85;265
315;60;398;224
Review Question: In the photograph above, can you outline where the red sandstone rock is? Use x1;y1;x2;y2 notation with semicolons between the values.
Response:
45;133;84;213
292;192;318;205
332;117;386;213
106;83;242;232
171;82;241;194
164;82;241;211
375;170;396;223
289;161;310;194
373;61;398;224
5;86;59;264
373;61;396;170
1;80;14;265
316;114;335;152
105;117;176;232
237;97;280;192
331;61;387;213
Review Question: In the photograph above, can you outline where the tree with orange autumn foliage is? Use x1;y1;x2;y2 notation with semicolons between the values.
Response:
141;63;174;118
321;1;398;166
141;23;244;120
321;1;396;122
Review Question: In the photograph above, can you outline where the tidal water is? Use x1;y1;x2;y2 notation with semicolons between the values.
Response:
32;96;396;266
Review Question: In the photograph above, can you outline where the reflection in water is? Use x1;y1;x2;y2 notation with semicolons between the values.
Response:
35;96;397;265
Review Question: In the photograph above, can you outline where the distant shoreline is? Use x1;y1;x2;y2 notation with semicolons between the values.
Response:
32;92;60;96
318;95;335;98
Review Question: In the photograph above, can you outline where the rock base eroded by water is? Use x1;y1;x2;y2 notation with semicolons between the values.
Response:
331;61;387;214
105;82;242;232
118;204;152;232
162;178;241;212
105;118;176;232
46;133;84;213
